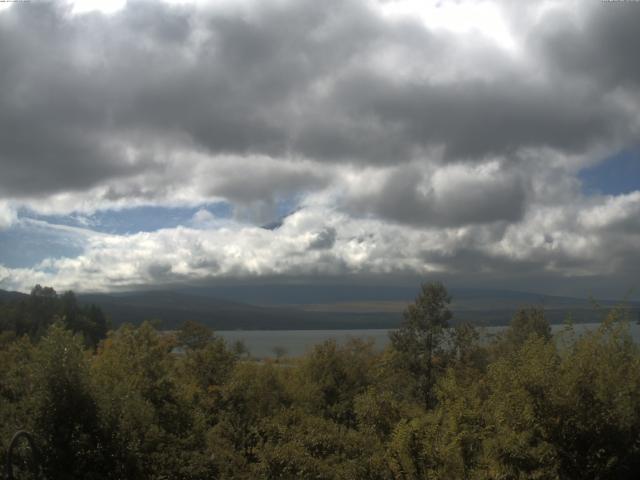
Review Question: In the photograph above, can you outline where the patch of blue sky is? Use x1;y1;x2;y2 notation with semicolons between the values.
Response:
579;148;640;196
260;196;304;230
1;202;235;268
0;219;86;268
275;195;302;219
0;198;299;269
21;202;233;235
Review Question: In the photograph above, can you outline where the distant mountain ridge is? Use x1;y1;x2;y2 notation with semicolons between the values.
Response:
0;289;27;302
2;286;638;330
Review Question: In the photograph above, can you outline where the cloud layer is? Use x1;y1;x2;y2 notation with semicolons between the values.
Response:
1;0;639;295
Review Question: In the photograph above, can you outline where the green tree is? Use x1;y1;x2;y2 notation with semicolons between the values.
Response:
29;322;108;480
177;333;238;419
177;320;214;350
208;362;290;478
549;316;640;479
0;337;35;468
255;408;392;480
0;286;107;347
295;338;376;427
60;291;108;348
83;303;109;347
482;335;561;478
390;282;452;408
22;285;58;338
491;306;552;360
449;321;488;381
506;306;551;344
91;322;207;479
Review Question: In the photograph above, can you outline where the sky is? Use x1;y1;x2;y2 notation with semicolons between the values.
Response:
0;0;639;298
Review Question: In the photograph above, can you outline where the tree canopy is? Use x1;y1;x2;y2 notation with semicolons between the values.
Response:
1;284;640;479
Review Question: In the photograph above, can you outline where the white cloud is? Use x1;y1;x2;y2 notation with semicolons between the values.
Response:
70;0;127;15
578;192;640;231
0;207;441;291
376;0;519;53
0;202;16;230
2;189;640;293
191;208;217;226
1;0;639;295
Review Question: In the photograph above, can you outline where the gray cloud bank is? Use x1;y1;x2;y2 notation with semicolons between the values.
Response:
0;0;639;294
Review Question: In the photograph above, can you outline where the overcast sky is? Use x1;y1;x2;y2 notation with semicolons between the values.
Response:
0;0;639;298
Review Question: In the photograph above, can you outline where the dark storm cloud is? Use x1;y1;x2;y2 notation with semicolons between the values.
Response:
0;0;383;200
146;261;173;280
338;76;619;160
0;0;638;235
107;0;389;158
1;0;629;199
536;2;640;89
0;7;135;196
202;162;330;205
308;227;337;250
421;246;541;277
348;163;527;226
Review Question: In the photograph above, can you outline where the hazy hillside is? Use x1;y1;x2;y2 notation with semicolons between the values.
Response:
77;290;398;330
0;289;27;303
3;286;637;330
78;287;640;330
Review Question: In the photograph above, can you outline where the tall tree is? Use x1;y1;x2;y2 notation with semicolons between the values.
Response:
177;320;214;351
30;323;107;480
390;281;452;409
492;306;552;359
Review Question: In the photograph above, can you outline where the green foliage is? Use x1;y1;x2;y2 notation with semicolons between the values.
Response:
177;320;215;350
29;323;107;480
91;322;209;479
1;283;640;479
389;281;452;408
295;338;376;427
482;335;562;478
0;336;35;469
205;362;291;478
551;315;640;479
0;285;108;347
180;338;237;395
176;321;238;408
496;306;552;352
355;386;407;439
255;408;392;480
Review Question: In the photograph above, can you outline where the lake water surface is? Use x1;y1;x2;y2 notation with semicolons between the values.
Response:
218;322;640;358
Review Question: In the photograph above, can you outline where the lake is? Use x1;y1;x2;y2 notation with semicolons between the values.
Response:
218;322;640;358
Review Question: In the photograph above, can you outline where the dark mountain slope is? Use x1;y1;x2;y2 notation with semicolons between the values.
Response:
2;287;637;330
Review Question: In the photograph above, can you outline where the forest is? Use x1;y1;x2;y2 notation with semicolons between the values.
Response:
1;282;639;479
